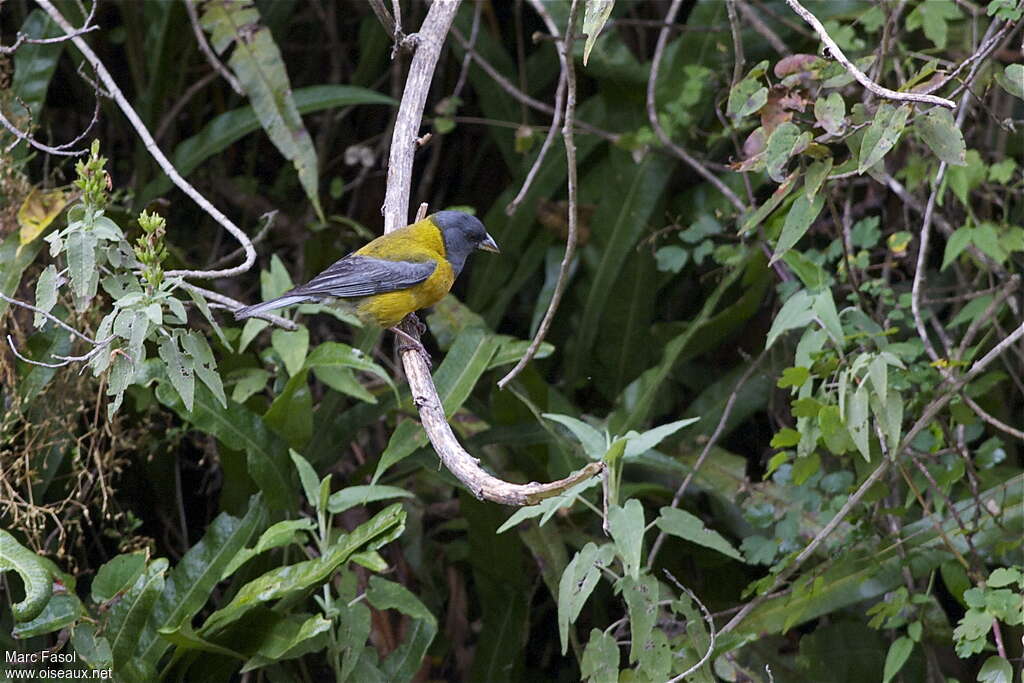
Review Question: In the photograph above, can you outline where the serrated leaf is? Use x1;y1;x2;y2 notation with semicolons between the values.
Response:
32;264;58;328
580;628;619;683
66;228;99;307
158;334;195;412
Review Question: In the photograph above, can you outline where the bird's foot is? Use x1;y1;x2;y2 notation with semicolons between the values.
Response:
391;326;433;368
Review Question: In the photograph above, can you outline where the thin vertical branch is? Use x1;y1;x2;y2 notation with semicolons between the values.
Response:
496;0;582;389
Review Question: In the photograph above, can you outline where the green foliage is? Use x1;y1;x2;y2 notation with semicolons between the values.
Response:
2;1;1022;680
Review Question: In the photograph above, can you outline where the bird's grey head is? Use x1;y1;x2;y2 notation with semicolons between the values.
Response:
432;210;499;276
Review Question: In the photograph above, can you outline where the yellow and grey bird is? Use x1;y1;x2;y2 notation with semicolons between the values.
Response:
234;211;499;337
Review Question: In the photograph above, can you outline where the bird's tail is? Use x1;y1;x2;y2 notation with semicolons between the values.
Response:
234;294;314;320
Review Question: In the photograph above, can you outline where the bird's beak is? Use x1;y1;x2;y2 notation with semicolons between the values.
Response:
478;233;500;253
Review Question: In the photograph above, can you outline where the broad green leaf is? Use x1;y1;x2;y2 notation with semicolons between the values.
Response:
239;614;332;671
942;226;973;270
200;503;405;635
0;233;42;316
727;61;769;121
0;529;52;622
106;558;168;675
314;366;378;403
182;330;226;408
812;289;844;346
766;289;815;349
622;417;700;458
905;0;961;48
230;367;270;403
327;485;415;514
621;573;659;665
916;108;966;166
11;593;83;638
582;0;615;66
580;628;619;683
770;192;825;263
70;623;113;671
995;64;1024;100
859;103;910;173
765;122;804;183
804;158;833;201
221;518;316;579
977;655;1013;683
366;576;438;681
543;413;607;458
304;341;395;398
814;93;846;136
264;370;313;449
607;500;644;579
558;543;615;654
882;636;914;683
157;622;247;661
272;327;309;377
66;228;99;307
848;382;871;460
159;334;195;412
32;264;57;328
92;552;147;603
655;507;744;561
134;497;266;677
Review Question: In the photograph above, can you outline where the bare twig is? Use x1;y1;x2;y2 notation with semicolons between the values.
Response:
726;0;745;89
784;0;956;108
664;570;718;682
37;0;257;281
184;0;243;95
367;0;397;39
0;0;98;54
736;0;790;55
380;0;602;505
646;0;747;214
179;283;297;331
496;0;581;389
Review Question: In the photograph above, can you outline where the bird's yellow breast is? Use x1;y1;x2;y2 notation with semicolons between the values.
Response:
353;220;455;328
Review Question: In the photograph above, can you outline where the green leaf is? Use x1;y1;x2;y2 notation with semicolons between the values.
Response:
106;558;168;675
995;64;1024;100
304;341;395;398
328;485;415;515
582;0;615;66
916;108;966;166
905;0;961;48
11;10;64;121
655;507;743;561
32;264;58;328
987;567;1022;588
543;413;607;458
221;518;316;579
92;552;147;603
0;529;52;622
814;92;846;136
230;367;270;403
882;636;914;683
200;504;405;635
496;478;600;533
622;417;699;458
607;500;644;580
366;576;438;681
859;103;910;173
11;593;83;638
264;370;313;448
771;192;825;263
740;174;797;233
159;334;195;412
290;449;321;508
558;543;614;654
272;327;309;377
134;497;266;677
71;622;113;671
765;122;804;183
66;228;99;307
621;573;658;664
727;61;769;121
778;366;810;389
766;290;815;349
942;226;973;270
977;655;1014;683
580;628;619;683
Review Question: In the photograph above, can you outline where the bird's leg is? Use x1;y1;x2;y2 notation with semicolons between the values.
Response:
391;320;432;368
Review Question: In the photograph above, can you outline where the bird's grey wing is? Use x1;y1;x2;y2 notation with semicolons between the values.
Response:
288;255;436;298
